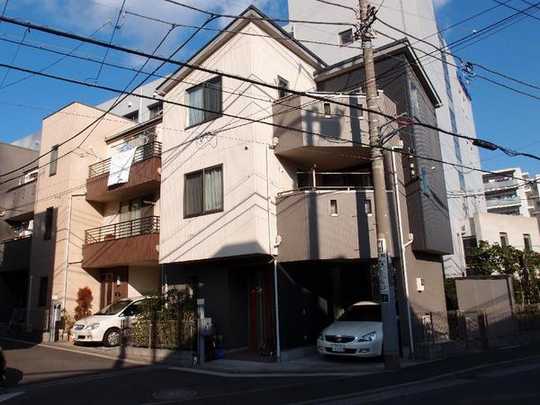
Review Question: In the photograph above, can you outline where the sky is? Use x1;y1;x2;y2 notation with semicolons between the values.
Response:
0;0;539;175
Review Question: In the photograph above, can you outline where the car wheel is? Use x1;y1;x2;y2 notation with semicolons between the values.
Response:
103;328;121;347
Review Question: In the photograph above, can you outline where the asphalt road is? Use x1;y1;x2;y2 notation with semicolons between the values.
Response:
1;338;540;404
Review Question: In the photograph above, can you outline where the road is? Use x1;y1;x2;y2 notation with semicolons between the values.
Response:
1;338;540;404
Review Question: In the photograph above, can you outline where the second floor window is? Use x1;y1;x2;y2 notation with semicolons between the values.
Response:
339;28;354;46
148;101;163;119
49;145;59;176
524;234;532;251
184;165;223;218
499;232;508;248
187;76;222;127
277;76;289;99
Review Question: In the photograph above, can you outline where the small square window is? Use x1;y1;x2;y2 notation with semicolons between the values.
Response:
323;102;332;117
339;28;354;46
49;145;59;176
277;76;289;99
365;199;372;214
330;199;338;216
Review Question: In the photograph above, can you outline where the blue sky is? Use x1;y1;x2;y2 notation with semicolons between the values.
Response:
0;0;539;175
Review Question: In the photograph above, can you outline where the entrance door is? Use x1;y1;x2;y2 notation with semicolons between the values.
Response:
248;270;275;355
100;268;128;309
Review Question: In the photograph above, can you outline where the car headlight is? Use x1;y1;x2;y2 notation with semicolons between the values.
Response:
358;331;377;342
85;323;100;330
318;334;324;341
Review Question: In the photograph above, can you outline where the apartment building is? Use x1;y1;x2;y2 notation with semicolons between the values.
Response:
0;143;38;323
157;6;448;355
483;168;533;217
286;0;485;278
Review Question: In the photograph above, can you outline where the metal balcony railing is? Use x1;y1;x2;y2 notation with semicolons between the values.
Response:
84;216;160;245
486;197;521;208
88;141;162;178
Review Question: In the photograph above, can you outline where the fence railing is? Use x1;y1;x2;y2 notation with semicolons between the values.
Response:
88;141;162;178
84;216;159;245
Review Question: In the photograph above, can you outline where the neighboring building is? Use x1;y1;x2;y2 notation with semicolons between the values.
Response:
483;168;533;217
157;7;448;355
286;0;485;278
0;143;38;323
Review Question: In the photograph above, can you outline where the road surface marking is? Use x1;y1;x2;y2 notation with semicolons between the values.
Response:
0;392;24;403
167;366;375;378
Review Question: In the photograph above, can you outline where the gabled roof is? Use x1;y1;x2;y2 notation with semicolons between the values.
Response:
157;6;327;96
315;39;442;108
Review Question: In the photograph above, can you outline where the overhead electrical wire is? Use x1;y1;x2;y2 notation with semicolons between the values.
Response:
0;60;537;191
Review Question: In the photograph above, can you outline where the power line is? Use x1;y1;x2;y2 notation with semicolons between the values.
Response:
0;59;537;191
0;27;29;88
161;0;355;27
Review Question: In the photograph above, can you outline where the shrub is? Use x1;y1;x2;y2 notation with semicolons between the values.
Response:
74;287;93;320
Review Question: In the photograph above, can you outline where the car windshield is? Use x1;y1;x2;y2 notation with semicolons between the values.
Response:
338;305;381;322
95;300;132;315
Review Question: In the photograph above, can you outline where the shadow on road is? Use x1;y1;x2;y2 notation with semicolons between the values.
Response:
2;368;23;388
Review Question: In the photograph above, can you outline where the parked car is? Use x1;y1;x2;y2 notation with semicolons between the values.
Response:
0;346;6;384
72;297;147;347
317;301;383;358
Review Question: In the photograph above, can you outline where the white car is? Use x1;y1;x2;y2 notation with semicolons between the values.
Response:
317;301;383;358
72;297;147;347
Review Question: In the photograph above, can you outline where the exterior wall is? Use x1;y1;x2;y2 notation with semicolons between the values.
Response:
127;265;160;297
483;168;531;217
472;212;540;252
28;103;133;327
160;22;318;263
97;79;165;124
287;0;484;277
277;190;378;261
10;131;41;151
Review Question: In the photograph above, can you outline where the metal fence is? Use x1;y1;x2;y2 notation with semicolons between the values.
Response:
88;141;162;178
84;216;159;245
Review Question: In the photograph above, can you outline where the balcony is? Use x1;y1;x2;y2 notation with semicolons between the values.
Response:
86;141;162;203
276;189;377;262
4;180;36;222
272;95;370;169
82;216;160;269
484;179;519;192
486;197;521;208
0;236;32;273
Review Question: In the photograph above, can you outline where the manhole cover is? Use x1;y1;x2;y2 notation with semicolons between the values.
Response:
153;389;198;401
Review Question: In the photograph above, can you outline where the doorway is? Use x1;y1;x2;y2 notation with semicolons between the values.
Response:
248;270;275;355
99;268;128;308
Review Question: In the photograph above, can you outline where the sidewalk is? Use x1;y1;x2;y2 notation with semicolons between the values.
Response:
2;337;421;377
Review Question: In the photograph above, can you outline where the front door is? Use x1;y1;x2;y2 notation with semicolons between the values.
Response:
248;270;275;355
100;268;128;309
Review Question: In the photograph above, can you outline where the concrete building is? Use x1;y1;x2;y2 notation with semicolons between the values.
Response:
483;168;533;217
286;0;485;277
0;143;38;323
157;6;449;356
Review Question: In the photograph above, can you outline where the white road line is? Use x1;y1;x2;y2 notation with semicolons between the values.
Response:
0;392;24;403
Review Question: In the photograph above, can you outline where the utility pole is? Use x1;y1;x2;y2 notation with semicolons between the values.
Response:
358;0;401;369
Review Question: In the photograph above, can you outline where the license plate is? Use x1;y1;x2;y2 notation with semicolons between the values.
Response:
331;344;345;352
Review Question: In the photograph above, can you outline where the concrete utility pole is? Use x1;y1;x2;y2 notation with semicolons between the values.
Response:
358;0;401;369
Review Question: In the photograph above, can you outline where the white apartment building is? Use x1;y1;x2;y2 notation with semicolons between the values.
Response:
483;168;534;217
286;0;485;277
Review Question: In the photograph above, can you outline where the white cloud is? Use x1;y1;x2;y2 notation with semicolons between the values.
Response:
433;0;451;8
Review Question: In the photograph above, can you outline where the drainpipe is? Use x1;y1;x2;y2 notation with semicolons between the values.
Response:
63;193;86;311
273;257;281;362
25;275;33;332
391;147;415;357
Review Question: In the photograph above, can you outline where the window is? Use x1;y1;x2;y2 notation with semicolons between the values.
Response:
410;83;420;117
124;110;139;122
277;76;289;99
44;207;54;241
524;234;532;251
187;76;222;127
339;28;354;46
365;199;372;214
323;102;332;117
499;232;508;248
184;165;223;218
38;277;48;307
49;145;59;176
330;199;338;216
148;101;163;119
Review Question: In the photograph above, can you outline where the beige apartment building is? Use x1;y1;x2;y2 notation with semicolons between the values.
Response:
27;102;162;330
157;7;449;355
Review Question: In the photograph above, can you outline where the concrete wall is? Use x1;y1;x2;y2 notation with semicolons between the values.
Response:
127;265;160;297
472;212;540;252
160;21;319;263
29;103;133;325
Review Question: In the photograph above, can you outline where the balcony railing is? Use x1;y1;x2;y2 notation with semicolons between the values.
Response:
484;179;518;192
486;197;521;208
85;216;160;245
88;141;162;178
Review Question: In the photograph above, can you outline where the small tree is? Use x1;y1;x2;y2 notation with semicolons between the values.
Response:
74;287;93;320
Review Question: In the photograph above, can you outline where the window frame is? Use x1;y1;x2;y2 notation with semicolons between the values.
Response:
499;232;509;248
185;76;223;129
524;233;532;251
183;164;224;219
338;28;354;46
148;101;163;119
124;110;139;122
277;76;290;99
49;145;59;176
